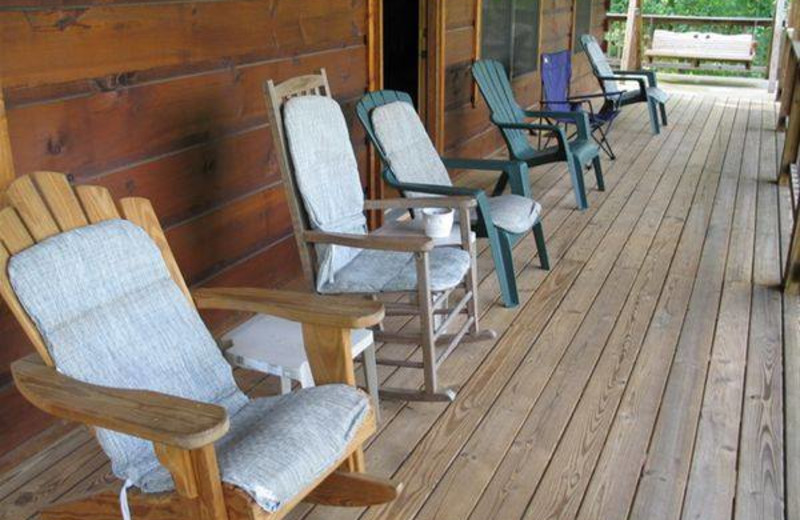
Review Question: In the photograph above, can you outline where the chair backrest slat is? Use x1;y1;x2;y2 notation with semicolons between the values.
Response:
75;185;121;223
32;171;89;232
0;207;34;254
472;60;534;160
4;176;60;241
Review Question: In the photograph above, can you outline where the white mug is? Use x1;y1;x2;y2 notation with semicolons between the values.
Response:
422;208;454;238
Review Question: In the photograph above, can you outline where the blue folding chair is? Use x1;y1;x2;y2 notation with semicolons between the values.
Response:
540;50;621;160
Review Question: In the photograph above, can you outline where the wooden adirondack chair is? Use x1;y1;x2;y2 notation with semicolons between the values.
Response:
356;90;549;309
580;34;669;135
1;171;400;520
264;70;494;402
472;59;604;210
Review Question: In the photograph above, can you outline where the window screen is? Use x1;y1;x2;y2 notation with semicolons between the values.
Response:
512;0;541;75
481;0;541;77
573;0;593;54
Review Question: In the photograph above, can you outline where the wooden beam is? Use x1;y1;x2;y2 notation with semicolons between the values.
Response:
472;0;483;107
620;0;642;70
768;0;787;93
425;0;446;153
0;86;15;191
366;0;384;228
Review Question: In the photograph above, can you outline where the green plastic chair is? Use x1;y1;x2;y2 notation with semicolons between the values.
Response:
472;59;603;211
356;90;549;309
580;34;669;135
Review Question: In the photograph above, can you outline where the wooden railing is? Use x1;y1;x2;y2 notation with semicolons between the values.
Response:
605;12;773;74
606;13;773;28
779;33;800;292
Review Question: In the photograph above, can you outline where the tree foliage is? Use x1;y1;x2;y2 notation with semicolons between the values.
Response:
607;0;778;75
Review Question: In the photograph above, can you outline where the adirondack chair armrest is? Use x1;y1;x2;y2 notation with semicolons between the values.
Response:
11;355;229;450
364;196;477;211
441;157;516;173
303;230;435;253
496;117;578;143
193;288;385;330
596;74;647;94
384;179;485;199
611;69;658;87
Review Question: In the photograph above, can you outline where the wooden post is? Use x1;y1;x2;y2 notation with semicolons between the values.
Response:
366;0;384;228
785;204;800;293
782;44;800;181
620;0;642;70
472;0;483;107
425;0;446;153
769;0;788;93
0;86;16;192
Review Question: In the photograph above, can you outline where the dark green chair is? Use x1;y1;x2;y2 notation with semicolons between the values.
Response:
356;90;549;308
580;34;669;135
472;59;603;211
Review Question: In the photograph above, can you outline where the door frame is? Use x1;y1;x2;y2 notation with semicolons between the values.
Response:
366;0;446;220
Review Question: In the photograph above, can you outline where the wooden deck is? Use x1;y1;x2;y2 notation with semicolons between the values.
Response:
0;89;794;520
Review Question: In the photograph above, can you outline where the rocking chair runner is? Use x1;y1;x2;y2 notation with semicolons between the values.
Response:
356;90;549;309
472;59;604;210
264;70;494;403
540;50;621;160
1;171;400;520
580;34;669;135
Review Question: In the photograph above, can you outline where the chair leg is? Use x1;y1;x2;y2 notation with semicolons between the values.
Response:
497;231;520;307
362;345;380;422
593;125;616;160
460;213;481;335
488;228;519;308
659;102;668;126
592;155;605;191
416;252;447;399
647;99;661;135
532;222;550;270
567;154;589;210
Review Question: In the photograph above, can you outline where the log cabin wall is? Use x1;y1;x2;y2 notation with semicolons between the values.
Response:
0;0;607;456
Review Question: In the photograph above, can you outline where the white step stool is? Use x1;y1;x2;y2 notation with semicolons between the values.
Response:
222;314;380;417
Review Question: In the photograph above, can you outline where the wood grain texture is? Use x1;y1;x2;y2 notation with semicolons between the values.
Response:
193;287;384;330
3;90;787;520
12;356;230;450
0;87;14;191
0;1;367;89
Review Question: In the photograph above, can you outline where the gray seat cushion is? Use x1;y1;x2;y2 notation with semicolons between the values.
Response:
283;96;368;291
370;101;453;195
138;385;369;512
8;219;368;513
319;247;471;294
484;195;542;234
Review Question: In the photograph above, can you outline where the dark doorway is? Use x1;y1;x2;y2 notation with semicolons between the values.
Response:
383;0;421;107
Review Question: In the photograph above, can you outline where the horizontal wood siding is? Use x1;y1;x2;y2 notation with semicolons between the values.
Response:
0;0;607;456
0;0;371;456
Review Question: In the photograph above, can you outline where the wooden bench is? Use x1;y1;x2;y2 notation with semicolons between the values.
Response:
645;29;757;70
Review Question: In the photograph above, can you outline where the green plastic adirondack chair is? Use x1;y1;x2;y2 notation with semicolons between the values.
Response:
472;59;603;211
580;34;669;135
356;90;549;309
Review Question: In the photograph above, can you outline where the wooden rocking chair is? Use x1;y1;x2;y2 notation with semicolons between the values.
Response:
1;171;400;520
264;70;495;402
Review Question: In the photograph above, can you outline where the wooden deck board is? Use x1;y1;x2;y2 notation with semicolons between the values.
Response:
0;89;790;520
